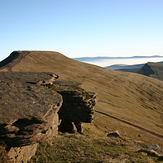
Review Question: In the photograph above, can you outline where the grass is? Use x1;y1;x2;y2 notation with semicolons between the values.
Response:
29;132;162;163
1;51;163;161
1;51;163;143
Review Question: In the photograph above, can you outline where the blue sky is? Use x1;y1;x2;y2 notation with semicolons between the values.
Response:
0;0;163;61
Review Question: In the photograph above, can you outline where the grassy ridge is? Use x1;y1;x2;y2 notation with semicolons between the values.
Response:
1;51;163;148
1;51;163;144
138;62;163;80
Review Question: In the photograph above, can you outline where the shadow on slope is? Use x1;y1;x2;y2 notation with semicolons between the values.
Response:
137;62;163;81
0;51;19;68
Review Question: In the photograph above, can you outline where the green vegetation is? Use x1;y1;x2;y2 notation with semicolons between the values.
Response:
82;90;91;100
47;84;57;91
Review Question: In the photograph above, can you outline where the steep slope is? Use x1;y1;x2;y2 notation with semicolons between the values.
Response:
137;62;163;81
1;51;163;147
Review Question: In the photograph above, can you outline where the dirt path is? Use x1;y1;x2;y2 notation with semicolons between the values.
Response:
95;110;163;139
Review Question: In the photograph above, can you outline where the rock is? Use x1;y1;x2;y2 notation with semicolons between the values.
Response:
138;149;163;158
58;119;76;133
0;72;58;85
58;121;83;133
0;73;96;134
0;79;62;147
8;144;38;163
52;80;96;123
50;81;96;133
147;144;163;155
107;130;120;137
0;72;63;163
74;122;83;133
0;72;96;162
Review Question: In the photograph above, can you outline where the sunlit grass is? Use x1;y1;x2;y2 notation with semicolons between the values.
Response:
29;133;161;163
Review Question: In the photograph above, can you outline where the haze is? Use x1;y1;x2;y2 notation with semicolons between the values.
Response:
83;57;163;67
0;0;163;61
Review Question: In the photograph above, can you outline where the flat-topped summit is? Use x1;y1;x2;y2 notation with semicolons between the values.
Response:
0;51;69;72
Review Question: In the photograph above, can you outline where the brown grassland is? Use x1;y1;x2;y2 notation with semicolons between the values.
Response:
0;51;163;162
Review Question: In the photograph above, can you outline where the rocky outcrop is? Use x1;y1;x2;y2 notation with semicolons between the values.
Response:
0;73;96;135
0;79;62;145
8;144;38;163
0;77;62;162
107;130;120;137
50;81;96;133
0;72;58;85
138;149;163;159
0;72;96;162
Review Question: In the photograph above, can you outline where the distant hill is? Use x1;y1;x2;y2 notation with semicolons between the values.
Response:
1;51;163;148
106;61;163;73
137;62;163;81
105;63;144;72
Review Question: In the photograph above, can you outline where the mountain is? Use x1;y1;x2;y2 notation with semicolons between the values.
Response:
137;62;163;81
1;51;163;161
105;63;144;72
106;61;163;73
74;55;163;62
105;64;128;70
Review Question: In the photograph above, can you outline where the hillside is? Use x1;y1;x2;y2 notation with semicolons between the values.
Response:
106;63;144;72
137;62;163;81
1;51;163;149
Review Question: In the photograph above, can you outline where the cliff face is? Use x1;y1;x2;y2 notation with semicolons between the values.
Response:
51;81;96;133
52;81;96;122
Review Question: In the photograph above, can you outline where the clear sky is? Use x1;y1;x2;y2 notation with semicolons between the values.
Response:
0;0;163;61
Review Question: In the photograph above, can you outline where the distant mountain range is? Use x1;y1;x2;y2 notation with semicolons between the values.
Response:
74;55;163;62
